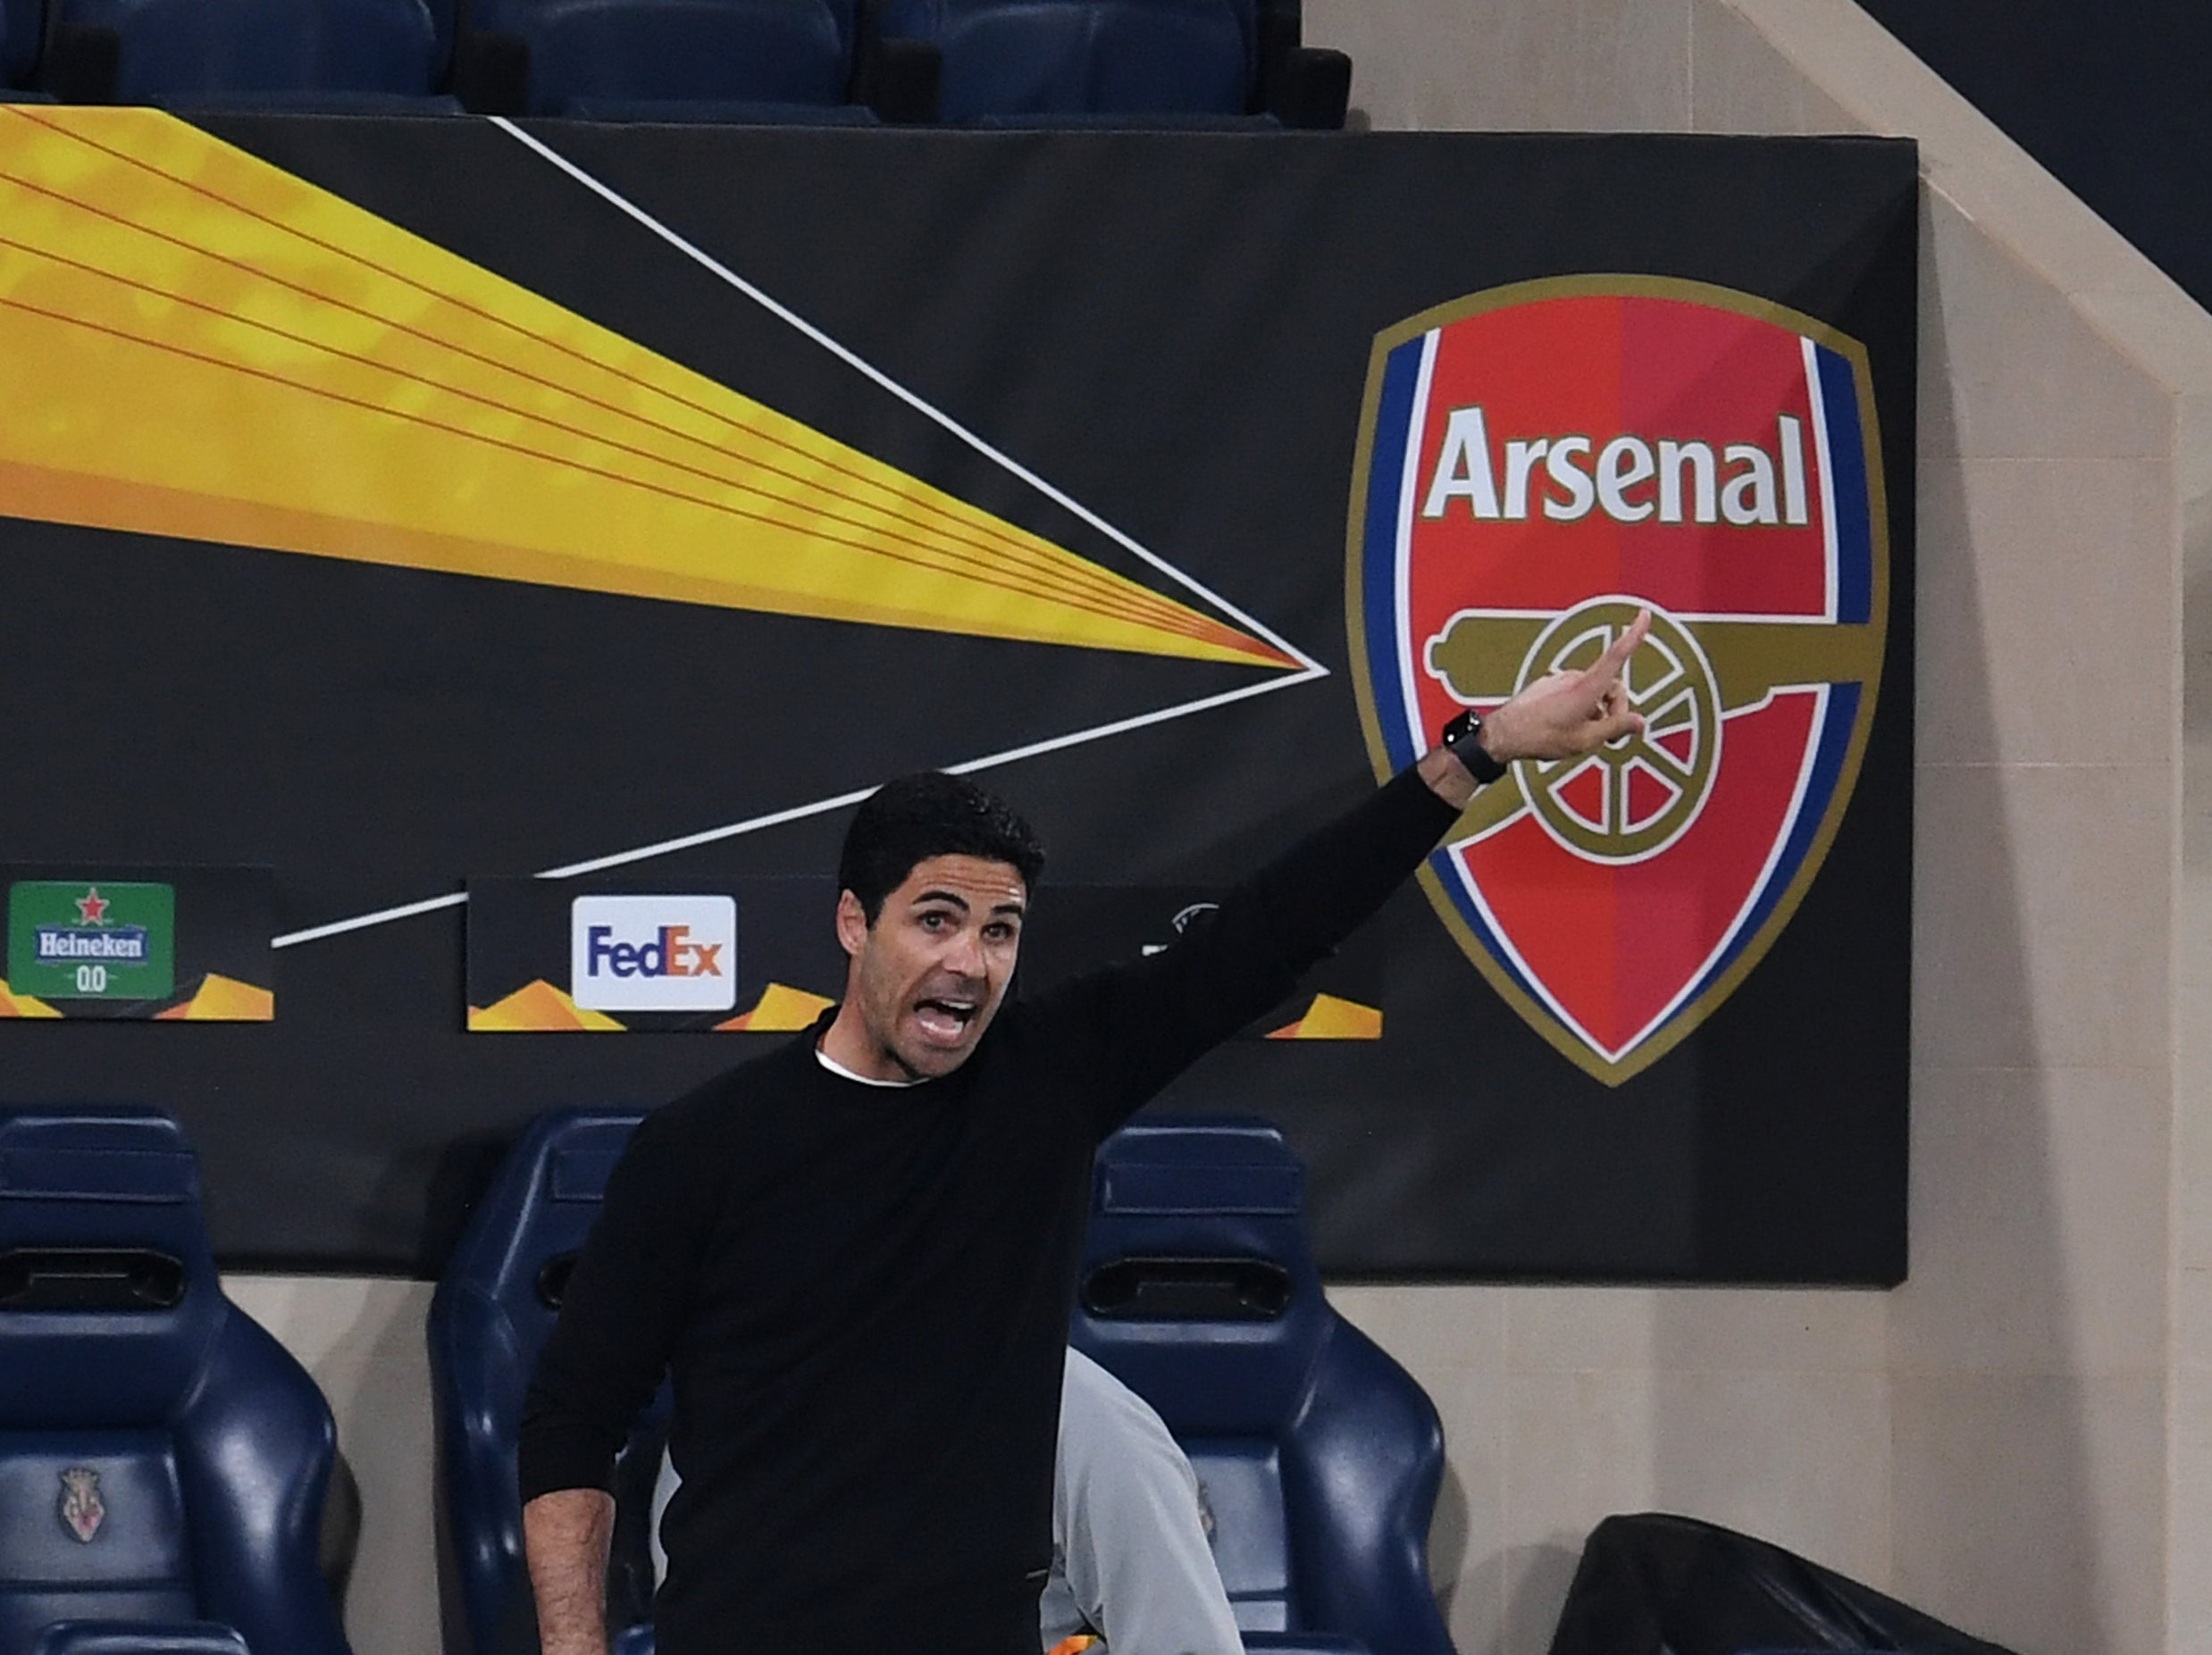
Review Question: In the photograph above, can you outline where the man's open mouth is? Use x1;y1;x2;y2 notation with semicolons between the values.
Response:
913;999;978;1042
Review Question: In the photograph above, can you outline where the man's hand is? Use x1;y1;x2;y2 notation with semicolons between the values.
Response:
1479;606;1651;763
524;1487;616;1655
1420;607;1652;807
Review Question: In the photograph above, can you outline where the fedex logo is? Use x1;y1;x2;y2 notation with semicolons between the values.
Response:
570;895;737;1013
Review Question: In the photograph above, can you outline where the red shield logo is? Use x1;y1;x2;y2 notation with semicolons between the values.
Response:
1347;278;1889;1085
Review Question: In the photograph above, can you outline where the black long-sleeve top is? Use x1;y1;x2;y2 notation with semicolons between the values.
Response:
517;766;1460;1654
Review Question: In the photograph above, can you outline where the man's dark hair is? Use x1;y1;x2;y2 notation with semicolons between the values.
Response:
837;773;1045;924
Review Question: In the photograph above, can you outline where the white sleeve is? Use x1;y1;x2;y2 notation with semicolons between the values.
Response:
1052;1350;1245;1655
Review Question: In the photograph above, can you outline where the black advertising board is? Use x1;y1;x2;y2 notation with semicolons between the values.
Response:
0;110;1915;1280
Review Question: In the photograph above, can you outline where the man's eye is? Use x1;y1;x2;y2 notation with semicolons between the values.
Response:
985;922;1016;942
918;911;948;930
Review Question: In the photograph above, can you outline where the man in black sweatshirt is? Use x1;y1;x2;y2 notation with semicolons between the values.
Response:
518;610;1651;1655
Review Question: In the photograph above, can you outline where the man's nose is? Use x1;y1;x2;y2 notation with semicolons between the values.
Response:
943;924;987;977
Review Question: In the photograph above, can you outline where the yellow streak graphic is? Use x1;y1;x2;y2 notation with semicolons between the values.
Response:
0;108;1288;669
0;979;63;1018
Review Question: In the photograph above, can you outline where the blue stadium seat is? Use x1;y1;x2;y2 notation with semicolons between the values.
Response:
2;0;42;84
32;1627;249;1655
450;0;914;123
430;1110;666;1655
860;0;1348;127
0;1109;351;1655
1069;1117;1455;1655
38;0;454;110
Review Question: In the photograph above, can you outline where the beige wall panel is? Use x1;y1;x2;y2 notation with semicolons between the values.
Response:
1912;762;2170;1071
1920;196;2174;462
1893;1066;2169;1379
2169;1364;2212;1654
224;1275;443;1655
1915;459;2176;767
1502;1286;1886;1375
1309;0;1691;134
1892;1373;2166;1655
1496;1366;1659;1654
1686;0;1863;136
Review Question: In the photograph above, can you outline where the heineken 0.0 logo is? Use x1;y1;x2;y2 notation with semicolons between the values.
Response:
6;882;176;1000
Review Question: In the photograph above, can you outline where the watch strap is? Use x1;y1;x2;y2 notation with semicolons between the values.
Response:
1441;709;1509;786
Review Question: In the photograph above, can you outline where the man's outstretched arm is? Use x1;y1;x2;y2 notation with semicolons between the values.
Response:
1049;608;1653;1126
523;1488;615;1655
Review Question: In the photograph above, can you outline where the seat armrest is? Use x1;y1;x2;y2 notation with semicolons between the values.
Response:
31;1624;251;1655
38;22;121;103
453;29;531;115
1262;45;1348;130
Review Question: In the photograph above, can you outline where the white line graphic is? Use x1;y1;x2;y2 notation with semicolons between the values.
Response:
274;666;1326;948
491;118;1323;676
275;131;1332;949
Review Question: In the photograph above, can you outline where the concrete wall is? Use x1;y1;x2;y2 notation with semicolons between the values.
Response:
220;6;2212;1655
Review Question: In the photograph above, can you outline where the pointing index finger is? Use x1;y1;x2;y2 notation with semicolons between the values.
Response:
1583;606;1652;690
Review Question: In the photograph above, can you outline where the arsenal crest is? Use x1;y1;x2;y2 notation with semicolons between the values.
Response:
59;1466;104;1542
1348;277;1889;1086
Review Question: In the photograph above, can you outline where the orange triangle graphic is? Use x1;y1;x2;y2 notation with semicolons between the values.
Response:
1266;992;1383;1041
469;980;626;1032
716;982;836;1032
153;973;274;1021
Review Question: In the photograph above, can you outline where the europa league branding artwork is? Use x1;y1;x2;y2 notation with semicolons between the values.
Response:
0;112;1915;1275
1348;277;1890;1086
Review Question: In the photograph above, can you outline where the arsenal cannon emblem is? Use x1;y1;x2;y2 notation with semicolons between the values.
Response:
1347;277;1889;1085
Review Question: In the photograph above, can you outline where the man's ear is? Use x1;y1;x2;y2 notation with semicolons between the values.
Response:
834;889;869;958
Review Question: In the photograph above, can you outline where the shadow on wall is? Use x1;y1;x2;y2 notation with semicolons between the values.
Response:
1425;1462;1473;1623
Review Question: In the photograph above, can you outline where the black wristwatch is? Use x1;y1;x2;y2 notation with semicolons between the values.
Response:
1440;708;1510;786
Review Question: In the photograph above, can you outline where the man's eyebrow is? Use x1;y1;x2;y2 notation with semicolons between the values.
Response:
910;889;1026;917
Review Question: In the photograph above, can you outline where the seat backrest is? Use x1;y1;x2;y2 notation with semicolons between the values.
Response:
52;0;439;99
1;0;40;85
1069;1117;1456;1655
465;0;857;114
0;1109;348;1655
871;0;1254;121
431;1109;651;1655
